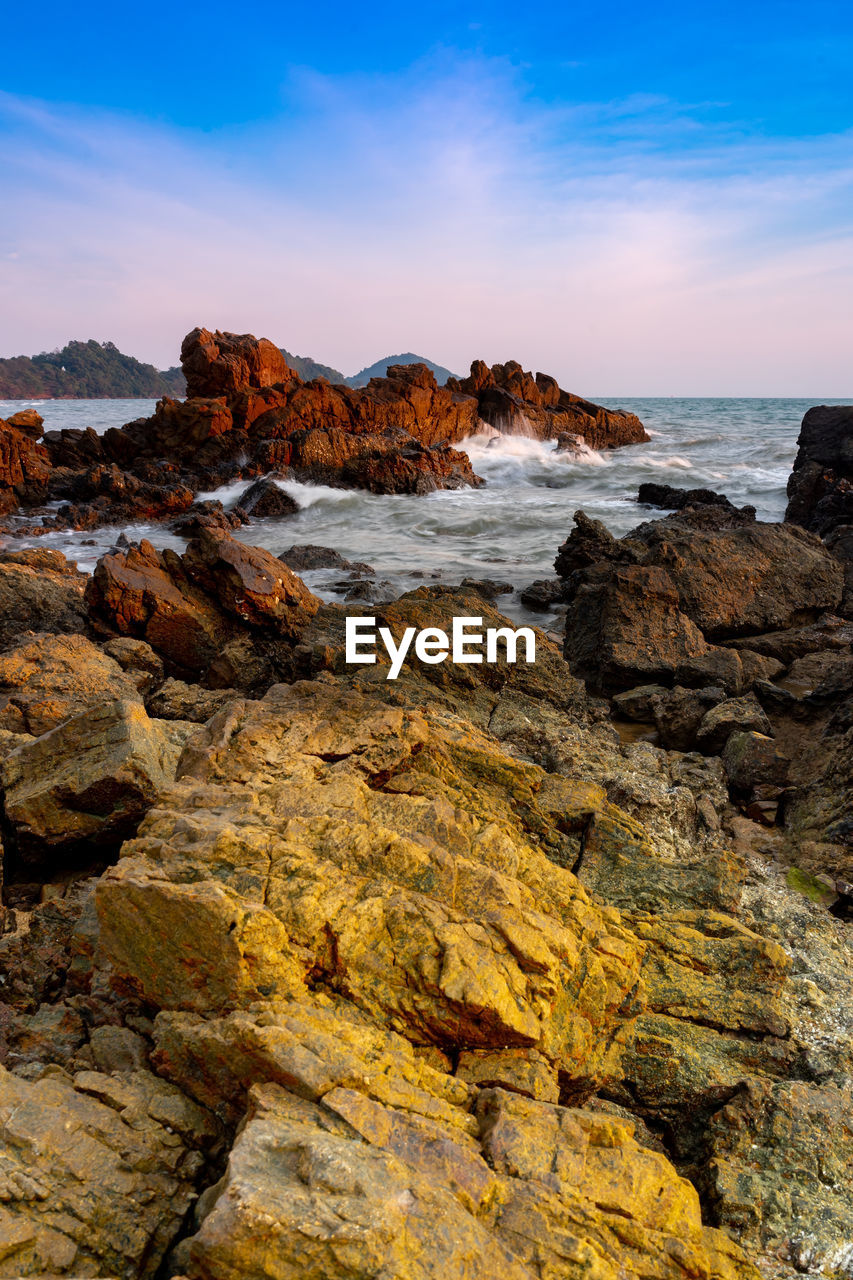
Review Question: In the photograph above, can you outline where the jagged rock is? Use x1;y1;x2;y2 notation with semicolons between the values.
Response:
172;498;246;536
785;403;853;537
43;461;195;530
825;524;853;617
1;699;196;854
722;731;789;794
560;510;843;693
0;416;50;513
0;1062;218;1278
695;695;773;755
457;577;513;600
86;538;233;677
85;531;319;684
278;544;375;574
554;430;585;452
260;424;483;493
234;474;299;518
0;633;142;734
706;1079;853;1274
637;482;741;510
180;526;320;635
650;685;727;751
564;562;744;693
611;683;669;722
182;326;295;397
102;637;165;693
169;1077;756;1280
146;677;237;723
725;614;853;663
519;577;564;610
449;360;649;448
98;680;644;1082
0;550;89;651
5;409;43;439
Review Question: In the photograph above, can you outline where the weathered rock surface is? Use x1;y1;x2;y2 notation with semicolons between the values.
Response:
449;360;649;448
2;699;195;854
0;550;89;651
168;1077;756;1280
85;530;320;685
181;326;295;397
0;416;50;514
785;404;853;537
0;1062;218;1278
278;543;375;574
233;474;299;518
98;680;644;1082
0;633;142;735
560;509;843;693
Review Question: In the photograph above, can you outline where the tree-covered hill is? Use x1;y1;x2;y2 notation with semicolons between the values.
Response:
280;348;346;383
0;340;186;399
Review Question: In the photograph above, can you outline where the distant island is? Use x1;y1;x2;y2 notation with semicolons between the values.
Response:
0;339;185;399
0;338;459;399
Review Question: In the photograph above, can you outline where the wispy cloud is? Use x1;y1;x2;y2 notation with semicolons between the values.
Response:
0;56;851;394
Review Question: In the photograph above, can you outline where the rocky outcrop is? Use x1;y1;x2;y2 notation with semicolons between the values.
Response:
181;326;296;397
0;415;50;514
85;530;321;686
0;633;143;735
2;698;195;855
785;404;853;536
2;331;648;527
0;550;89;651
0;1063;219;1278
785;405;853;618
449;359;649;447
559;510;843;693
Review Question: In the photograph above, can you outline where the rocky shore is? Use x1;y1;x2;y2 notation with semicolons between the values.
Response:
0;328;648;535
0;359;851;1278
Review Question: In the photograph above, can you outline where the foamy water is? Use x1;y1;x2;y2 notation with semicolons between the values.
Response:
1;395;848;622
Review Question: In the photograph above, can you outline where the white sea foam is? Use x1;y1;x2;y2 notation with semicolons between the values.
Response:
0;395;823;624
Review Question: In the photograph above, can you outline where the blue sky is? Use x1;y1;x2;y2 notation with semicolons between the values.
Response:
1;0;852;393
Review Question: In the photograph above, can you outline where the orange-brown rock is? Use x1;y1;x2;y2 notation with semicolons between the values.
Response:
0;549;89;650
181;326;296;397
449;359;649;448
85;531;321;683
0;416;50;513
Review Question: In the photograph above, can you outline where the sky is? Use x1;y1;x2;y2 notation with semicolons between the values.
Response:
1;0;852;395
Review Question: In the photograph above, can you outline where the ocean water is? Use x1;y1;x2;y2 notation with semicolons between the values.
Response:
2;396;848;619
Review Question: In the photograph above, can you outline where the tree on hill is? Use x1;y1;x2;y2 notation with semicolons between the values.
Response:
0;339;186;399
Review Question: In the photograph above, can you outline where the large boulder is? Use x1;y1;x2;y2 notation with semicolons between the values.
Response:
98;680;644;1082
2;698;195;853
0;415;50;513
180;526;321;635
167;1076;755;1280
181;326;296;397
86;531;320;683
0;633;142;735
785;404;853;537
559;510;843;693
0;549;89;650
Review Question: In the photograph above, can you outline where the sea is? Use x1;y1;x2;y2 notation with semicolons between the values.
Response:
2;396;847;622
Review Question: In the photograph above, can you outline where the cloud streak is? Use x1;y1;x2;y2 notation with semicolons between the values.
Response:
1;57;851;394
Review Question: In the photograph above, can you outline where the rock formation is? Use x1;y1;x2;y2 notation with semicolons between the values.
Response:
2;328;647;531
0;407;852;1279
449;360;649;447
